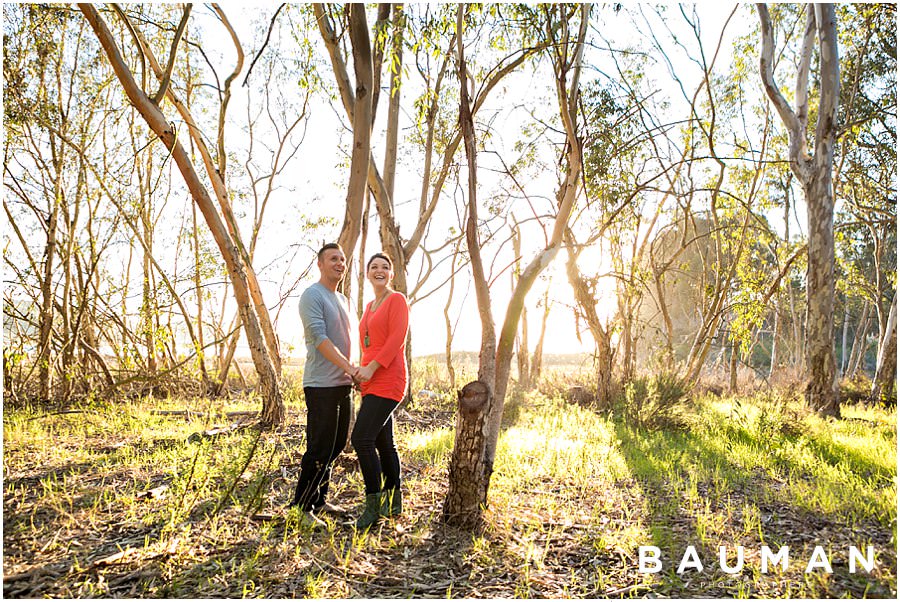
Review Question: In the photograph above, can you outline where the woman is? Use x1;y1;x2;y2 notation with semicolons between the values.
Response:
351;252;410;529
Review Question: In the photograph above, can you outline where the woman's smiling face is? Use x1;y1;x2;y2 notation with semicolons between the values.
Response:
367;257;393;289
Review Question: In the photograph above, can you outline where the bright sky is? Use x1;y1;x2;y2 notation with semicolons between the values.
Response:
74;4;763;363
175;3;761;363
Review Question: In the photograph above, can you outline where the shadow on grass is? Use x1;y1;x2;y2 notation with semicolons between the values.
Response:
801;435;895;485
140;507;486;598
611;416;897;598
6;435;187;480
2;513;169;599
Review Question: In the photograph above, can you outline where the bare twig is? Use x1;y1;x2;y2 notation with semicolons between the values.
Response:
243;3;286;86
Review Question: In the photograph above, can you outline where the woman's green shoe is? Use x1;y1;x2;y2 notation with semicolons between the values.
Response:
355;493;383;529
380;488;402;517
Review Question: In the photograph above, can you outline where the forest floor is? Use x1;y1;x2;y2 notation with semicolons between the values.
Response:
3;362;897;598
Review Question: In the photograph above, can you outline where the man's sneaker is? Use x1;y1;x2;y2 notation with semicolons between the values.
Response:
313;501;348;517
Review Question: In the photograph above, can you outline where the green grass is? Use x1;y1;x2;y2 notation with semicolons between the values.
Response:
2;366;896;598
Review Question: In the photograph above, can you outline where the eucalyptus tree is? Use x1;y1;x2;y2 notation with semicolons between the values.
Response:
757;3;842;416
830;3;896;399
211;6;319;394
5;5;72;400
4;5;128;402
870;295;896;403
78;4;285;426
444;3;589;528
311;3;374;278
642;5;774;388
312;4;553;402
565;79;650;405
583;4;760;390
312;4;550;297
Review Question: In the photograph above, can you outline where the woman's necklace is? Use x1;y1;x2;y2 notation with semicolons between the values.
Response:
371;289;391;312
364;289;391;348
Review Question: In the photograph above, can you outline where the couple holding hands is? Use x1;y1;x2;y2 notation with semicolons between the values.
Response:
288;243;409;530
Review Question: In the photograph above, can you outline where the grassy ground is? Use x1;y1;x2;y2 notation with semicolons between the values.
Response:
2;360;897;598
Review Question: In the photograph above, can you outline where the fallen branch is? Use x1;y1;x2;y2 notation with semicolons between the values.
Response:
604;584;652;596
2;565;65;584
91;547;138;567
25;410;87;421
187;421;255;443
152;410;206;419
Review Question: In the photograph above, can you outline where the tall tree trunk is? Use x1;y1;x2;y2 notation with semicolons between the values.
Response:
140;152;157;377
58;150;87;402
80;4;284;427
840;300;850;375
38;184;60;401
382;4;404;211
122;5;283;374
442;4;496;529
516;319;530;390
758;3;840;416
565;237;614;407
191;202;211;390
185;62;211;392
619;287;636;384
846;302;871;379
769;301;780;377
803;167;839;414
729;340;739;395
789;275;803;369
530;292;551;386
512;222;530;389
870;294;897;403
337;4;373;274
483;2;589;500
357;191;371;317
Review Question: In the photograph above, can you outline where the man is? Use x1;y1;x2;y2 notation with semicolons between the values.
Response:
288;243;359;528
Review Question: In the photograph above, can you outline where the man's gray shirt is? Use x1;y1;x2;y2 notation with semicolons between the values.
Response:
299;283;353;387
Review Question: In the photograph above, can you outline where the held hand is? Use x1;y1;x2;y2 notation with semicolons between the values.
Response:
357;363;377;382
347;364;361;381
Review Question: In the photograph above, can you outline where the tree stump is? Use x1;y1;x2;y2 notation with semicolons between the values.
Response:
442;380;490;528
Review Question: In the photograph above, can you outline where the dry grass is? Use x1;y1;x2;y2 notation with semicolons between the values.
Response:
2;360;897;598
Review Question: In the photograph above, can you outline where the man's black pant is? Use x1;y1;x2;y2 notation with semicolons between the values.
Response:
289;385;352;511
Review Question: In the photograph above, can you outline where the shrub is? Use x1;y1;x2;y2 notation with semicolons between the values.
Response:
622;372;690;430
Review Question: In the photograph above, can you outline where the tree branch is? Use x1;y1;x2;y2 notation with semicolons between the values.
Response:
152;4;192;104
242;3;286;87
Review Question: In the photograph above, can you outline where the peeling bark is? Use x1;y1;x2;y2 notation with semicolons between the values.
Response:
443;381;489;528
758;3;840;416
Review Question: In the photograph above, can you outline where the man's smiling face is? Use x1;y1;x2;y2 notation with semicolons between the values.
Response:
318;248;346;286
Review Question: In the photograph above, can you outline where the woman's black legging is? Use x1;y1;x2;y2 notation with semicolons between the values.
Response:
351;394;401;495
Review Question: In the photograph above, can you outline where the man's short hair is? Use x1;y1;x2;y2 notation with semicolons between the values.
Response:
317;243;343;261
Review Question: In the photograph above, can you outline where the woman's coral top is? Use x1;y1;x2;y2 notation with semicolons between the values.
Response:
359;291;409;402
